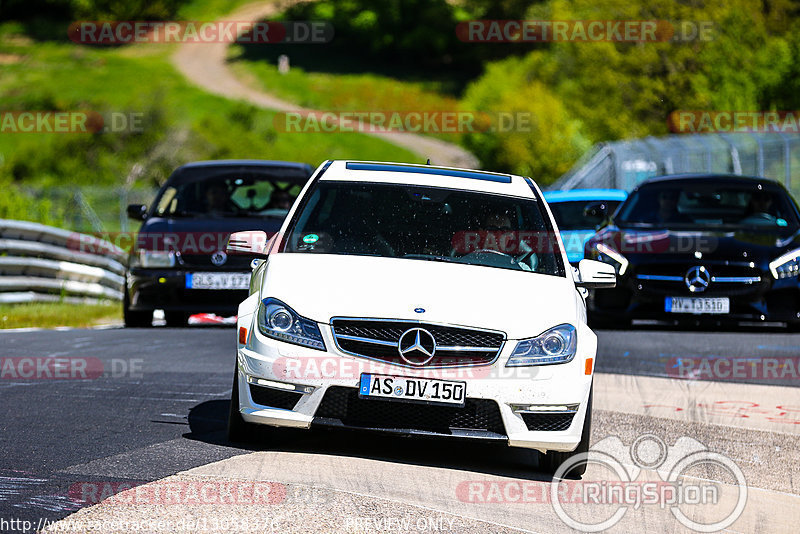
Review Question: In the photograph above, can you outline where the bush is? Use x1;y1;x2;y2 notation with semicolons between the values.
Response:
1;0;188;22
462;58;591;182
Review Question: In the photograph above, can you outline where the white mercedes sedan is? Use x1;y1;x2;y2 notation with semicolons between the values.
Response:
226;160;615;477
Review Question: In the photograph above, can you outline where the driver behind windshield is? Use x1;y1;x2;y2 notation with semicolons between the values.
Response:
741;191;776;224
268;189;294;210
205;183;231;214
483;211;513;231
656;190;690;224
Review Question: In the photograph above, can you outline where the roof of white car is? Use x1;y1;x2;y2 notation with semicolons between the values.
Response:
319;160;538;198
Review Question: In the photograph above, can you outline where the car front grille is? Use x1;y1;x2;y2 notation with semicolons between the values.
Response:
330;319;505;368
314;386;506;436
520;412;575;432
180;254;253;269
633;262;766;296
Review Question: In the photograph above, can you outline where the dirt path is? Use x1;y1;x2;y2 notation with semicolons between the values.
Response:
172;1;479;168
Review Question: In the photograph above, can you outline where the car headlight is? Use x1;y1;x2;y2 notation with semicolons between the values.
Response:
769;248;800;279
506;324;577;366
133;250;175;268
257;298;325;351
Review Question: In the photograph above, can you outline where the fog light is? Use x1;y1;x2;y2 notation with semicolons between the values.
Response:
510;404;579;413
246;376;314;394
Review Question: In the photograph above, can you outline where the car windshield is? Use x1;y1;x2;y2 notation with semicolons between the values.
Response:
153;171;304;218
284;181;565;276
549;200;623;231
616;181;800;232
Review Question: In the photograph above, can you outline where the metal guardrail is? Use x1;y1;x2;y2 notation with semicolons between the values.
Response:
0;219;126;304
551;132;800;199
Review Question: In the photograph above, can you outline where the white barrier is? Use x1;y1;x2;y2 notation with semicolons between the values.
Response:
0;220;126;302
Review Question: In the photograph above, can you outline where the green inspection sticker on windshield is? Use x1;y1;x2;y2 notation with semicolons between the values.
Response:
302;234;319;244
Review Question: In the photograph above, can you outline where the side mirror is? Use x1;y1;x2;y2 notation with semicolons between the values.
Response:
575;259;616;289
227;230;270;258
127;204;147;221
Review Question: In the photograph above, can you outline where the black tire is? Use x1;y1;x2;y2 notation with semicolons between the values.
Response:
539;387;593;479
123;290;152;328
165;311;189;328
227;368;257;443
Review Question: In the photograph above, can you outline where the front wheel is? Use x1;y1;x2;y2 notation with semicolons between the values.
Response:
165;311;189;327
539;387;593;479
123;290;152;328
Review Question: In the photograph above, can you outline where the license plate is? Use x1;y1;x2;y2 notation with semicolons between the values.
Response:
665;297;730;314
186;272;250;290
359;374;466;407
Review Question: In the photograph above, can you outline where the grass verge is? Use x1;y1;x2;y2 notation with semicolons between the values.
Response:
0;302;122;329
0;7;419;231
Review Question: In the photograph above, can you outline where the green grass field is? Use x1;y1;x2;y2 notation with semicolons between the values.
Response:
0;3;420;231
0;302;121;329
228;42;466;144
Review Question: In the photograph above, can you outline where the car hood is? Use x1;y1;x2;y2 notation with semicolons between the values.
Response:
261;253;579;339
588;226;800;267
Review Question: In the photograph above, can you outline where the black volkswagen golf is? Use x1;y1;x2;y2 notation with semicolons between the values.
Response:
585;174;800;328
124;160;313;327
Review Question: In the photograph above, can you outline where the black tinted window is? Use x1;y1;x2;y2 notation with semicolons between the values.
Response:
154;172;304;218
284;181;565;276
617;181;799;231
549;200;623;231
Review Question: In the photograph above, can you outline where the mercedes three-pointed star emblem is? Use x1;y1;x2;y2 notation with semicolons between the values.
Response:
397;328;436;366
685;265;711;293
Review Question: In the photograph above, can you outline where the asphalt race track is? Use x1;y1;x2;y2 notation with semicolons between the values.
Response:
1;325;799;533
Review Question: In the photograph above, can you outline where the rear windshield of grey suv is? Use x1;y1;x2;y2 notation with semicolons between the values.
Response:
283;181;566;276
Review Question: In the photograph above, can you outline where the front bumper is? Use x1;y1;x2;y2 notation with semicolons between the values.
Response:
589;273;800;324
127;268;249;315
235;316;595;453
